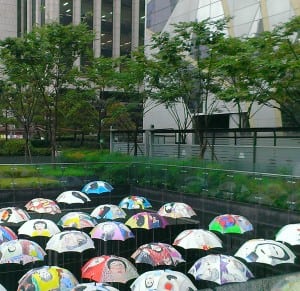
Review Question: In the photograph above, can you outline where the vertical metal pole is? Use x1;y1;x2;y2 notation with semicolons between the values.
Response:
253;131;257;171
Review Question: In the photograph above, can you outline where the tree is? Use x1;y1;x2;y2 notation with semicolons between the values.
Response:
116;48;154;155
148;19;228;157
0;23;95;162
84;56;120;148
212;16;300;127
0;37;42;161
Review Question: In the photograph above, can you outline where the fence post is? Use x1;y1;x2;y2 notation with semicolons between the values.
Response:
253;131;257;171
110;126;113;153
144;130;150;157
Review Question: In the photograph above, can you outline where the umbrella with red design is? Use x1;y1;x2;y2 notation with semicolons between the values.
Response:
81;255;138;283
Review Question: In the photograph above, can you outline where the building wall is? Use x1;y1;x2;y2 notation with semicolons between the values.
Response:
0;1;17;39
1;0;145;57
144;0;299;130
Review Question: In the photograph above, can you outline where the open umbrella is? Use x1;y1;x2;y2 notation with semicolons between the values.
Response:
82;181;114;195
91;204;126;220
209;214;253;234
25;198;61;215
131;242;185;267
57;212;97;229
173;229;222;250
275;223;300;245
46;230;95;253
18;219;61;237
234;239;296;266
0;239;46;265
188;254;254;285
81;255;138;284
157;202;196;219
17;265;78;290
119;196;152;210
0;207;30;224
90;221;134;241
125;212;168;230
0;225;18;243
0;284;6;291
56;190;91;204
72;283;119;290
130;269;197;291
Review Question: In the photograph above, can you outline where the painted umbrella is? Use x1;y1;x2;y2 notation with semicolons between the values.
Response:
18;219;61;237
56;190;91;204
0;225;18;243
235;239;296;266
0;239;46;265
17;265;78;291
275;223;300;245
125;212;168;230
57;211;97;229
81;255;138;284
90;204;127;220
72;283;119;290
188;254;254;285
130;269;197;291
209;214;253;234
131;242;185;267
119;196;152;210
46;230;95;253
90;221;134;241
173;229;222;250
82;181;114;195
0;207;30;224
157;202;196;219
25;198;61;215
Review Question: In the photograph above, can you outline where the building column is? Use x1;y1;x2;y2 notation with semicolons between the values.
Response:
45;0;59;23
113;0;121;58
260;0;270;31
94;0;102;57
132;0;140;51
27;0;32;32
290;0;300;15
35;0;41;26
73;0;81;67
221;0;235;36
73;0;81;25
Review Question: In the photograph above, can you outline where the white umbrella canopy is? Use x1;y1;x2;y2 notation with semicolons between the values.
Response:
130;269;197;291
235;239;296;266
56;190;91;204
0;207;30;224
90;204;126;220
173;229;222;250
157;202;196;219
18;219;61;237
57;211;97;229
188;254;254;285
131;242;185;267
275;223;300;245
0;239;46;265
25;198;61;215
18;265;79;290
46;230;95;253
90;221;134;241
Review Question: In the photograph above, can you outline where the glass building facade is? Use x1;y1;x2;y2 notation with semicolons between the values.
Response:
14;0;145;57
144;0;300;130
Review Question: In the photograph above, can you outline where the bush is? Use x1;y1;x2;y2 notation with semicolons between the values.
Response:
0;139;26;156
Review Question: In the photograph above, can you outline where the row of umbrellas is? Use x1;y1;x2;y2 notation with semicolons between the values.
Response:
0;180;297;290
